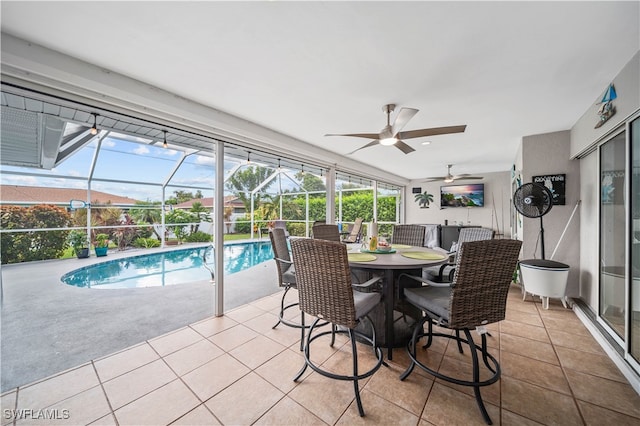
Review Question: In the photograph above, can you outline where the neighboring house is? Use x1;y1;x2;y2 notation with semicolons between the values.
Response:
0;185;140;208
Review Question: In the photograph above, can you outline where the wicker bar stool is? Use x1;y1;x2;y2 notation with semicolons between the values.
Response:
391;224;426;247
290;238;384;417
311;223;341;242
399;239;522;425
269;228;308;350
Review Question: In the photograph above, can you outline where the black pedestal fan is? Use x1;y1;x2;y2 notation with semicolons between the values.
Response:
513;183;553;259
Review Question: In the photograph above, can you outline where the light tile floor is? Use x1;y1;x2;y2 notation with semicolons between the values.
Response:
2;286;640;425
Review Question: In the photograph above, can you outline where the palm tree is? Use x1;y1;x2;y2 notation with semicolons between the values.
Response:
190;201;210;233
415;191;434;208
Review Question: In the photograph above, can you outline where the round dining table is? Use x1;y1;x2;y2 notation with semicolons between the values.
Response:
346;243;448;360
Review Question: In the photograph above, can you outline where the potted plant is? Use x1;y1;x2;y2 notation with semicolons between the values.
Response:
68;230;90;259
94;233;110;257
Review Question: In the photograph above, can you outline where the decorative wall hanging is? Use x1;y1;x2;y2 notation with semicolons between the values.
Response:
532;174;566;205
595;84;617;129
414;191;434;208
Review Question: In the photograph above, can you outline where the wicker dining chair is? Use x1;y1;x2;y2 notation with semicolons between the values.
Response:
311;223;341;242
269;228;307;350
290;238;384;417
391;224;426;247
425;227;495;282
399;239;522;425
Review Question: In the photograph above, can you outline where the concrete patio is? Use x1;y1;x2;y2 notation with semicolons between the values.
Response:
0;245;280;392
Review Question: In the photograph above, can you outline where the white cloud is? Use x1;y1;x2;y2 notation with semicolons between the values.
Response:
195;155;215;166
161;149;179;157
133;145;150;155
1;175;38;185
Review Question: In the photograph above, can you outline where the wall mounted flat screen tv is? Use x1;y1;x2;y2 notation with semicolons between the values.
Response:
440;184;484;207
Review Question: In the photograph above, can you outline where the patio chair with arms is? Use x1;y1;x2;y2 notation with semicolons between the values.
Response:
290;238;384;417
311;223;341;242
269;228;306;349
391;224;426;247
425;227;495;282
399;239;522;425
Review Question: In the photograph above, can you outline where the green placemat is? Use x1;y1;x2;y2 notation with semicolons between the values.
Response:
348;253;377;262
401;251;446;260
391;244;412;249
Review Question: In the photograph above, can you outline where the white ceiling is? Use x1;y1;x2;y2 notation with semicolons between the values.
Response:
1;1;638;181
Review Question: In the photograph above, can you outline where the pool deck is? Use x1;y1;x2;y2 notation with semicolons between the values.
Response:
0;243;280;392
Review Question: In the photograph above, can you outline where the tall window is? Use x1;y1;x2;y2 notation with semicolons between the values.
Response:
599;131;626;338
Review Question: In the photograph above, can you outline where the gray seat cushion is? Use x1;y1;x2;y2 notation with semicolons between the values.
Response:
282;264;296;284
404;286;451;322
353;290;381;320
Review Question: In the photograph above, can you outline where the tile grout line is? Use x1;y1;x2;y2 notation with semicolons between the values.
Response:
535;301;588;425
91;360;120;426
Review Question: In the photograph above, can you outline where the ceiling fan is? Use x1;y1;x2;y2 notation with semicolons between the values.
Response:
422;164;483;183
325;104;466;155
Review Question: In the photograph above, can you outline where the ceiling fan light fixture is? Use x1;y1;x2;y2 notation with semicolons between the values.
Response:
379;137;398;146
444;176;454;183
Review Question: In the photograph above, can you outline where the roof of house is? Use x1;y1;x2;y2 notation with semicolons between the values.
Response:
174;196;244;209
0;185;140;206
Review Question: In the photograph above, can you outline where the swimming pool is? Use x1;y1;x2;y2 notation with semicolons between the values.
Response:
61;241;274;289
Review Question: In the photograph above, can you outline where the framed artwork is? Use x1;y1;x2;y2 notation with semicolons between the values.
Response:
532;174;566;205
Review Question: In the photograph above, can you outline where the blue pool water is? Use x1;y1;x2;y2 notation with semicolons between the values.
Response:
61;241;274;289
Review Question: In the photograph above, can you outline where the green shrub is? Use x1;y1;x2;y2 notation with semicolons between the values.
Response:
185;231;213;242
133;237;161;248
287;222;306;237
1;205;71;264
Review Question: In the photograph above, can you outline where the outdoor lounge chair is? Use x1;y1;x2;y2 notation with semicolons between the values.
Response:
341;217;363;243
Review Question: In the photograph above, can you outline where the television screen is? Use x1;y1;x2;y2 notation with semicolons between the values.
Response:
440;184;484;207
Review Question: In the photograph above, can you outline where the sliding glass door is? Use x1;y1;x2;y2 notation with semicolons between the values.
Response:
631;117;640;363
599;131;626;338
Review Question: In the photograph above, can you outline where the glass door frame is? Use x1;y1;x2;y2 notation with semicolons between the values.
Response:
596;111;640;376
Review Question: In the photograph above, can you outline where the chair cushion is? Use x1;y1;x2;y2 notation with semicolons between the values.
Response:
353;290;381;320
404;286;451;322
282;265;296;284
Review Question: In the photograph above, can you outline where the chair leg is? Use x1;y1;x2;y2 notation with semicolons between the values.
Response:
299;312;305;352
349;329;365;417
463;329;493;425
401;315;429;381
455;330;464;354
295;316;383;416
421;317;434;350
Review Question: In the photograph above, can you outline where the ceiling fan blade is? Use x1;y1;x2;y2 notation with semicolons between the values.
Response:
391;107;419;136
421;176;446;182
452;176;483;181
398;125;467;139
347;140;380;155
325;132;380;139
394;140;415;154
